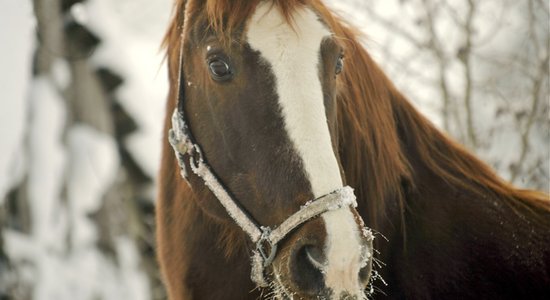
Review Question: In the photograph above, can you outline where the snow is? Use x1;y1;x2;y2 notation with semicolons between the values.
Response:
66;125;119;248
4;77;150;300
3;237;151;300
0;0;35;204
70;3;89;24
51;59;72;89
26;77;68;250
1;0;163;296
115;237;152;300
83;0;172;179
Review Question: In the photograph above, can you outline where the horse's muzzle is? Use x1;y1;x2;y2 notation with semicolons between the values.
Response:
276;216;374;299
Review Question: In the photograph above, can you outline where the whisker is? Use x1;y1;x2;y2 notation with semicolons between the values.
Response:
371;229;389;242
372;257;385;269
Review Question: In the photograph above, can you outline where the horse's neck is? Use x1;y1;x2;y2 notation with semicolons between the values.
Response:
373;90;550;297
179;191;257;298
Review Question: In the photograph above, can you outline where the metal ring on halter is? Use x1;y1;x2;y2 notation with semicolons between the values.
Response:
256;227;278;268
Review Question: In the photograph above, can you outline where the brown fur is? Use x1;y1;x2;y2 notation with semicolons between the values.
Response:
158;0;550;299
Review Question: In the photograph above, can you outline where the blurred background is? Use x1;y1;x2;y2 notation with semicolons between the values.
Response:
0;0;548;299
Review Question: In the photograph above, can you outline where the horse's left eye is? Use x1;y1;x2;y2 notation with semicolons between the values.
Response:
208;58;233;81
335;55;344;75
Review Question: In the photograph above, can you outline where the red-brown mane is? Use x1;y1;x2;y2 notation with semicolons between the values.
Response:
315;2;549;220
322;6;550;221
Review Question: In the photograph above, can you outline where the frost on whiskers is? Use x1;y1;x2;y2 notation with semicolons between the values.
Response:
364;229;389;299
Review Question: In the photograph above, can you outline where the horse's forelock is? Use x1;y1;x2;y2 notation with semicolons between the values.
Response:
203;0;309;41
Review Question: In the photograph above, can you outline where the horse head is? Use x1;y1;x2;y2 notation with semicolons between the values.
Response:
165;0;374;298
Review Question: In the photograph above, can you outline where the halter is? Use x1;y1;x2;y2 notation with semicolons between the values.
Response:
168;25;360;288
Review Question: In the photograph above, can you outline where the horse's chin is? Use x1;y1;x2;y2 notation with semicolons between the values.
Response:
270;284;368;300
269;267;367;300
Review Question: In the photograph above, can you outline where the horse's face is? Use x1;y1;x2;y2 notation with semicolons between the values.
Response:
180;2;372;298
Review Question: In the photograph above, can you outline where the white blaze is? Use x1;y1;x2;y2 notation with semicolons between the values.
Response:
247;3;364;297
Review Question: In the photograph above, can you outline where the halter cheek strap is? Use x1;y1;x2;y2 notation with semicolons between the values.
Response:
168;109;359;287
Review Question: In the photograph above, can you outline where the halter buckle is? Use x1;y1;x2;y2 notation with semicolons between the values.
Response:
256;226;278;268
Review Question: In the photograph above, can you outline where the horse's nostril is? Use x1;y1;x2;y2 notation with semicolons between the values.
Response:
304;245;326;270
289;244;325;294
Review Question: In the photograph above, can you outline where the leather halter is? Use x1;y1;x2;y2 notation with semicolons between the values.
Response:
168;28;361;287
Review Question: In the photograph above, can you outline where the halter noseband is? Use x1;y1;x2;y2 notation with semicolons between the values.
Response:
168;26;363;287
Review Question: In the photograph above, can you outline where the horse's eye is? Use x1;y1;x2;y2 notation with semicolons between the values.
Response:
335;55;344;75
208;58;233;81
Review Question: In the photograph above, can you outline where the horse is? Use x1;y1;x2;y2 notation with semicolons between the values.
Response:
156;0;550;299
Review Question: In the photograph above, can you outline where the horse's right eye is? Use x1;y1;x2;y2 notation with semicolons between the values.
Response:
208;58;233;81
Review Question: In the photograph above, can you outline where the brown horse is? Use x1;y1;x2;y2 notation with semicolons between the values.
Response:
157;0;550;299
